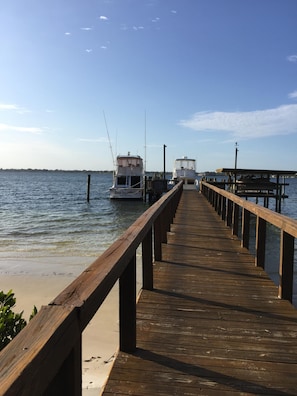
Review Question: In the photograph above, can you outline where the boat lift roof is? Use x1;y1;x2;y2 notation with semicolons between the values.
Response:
216;168;297;176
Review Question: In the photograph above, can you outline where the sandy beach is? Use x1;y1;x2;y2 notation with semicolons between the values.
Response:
0;257;121;395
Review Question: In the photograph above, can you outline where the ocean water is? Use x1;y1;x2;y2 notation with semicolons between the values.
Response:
1;171;297;299
0;170;148;260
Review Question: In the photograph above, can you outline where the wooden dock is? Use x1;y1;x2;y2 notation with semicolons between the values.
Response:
103;189;297;395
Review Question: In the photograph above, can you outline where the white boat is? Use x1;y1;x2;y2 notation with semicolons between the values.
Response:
110;153;144;199
172;156;197;185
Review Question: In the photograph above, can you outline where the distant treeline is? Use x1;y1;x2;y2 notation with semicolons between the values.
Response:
0;169;113;173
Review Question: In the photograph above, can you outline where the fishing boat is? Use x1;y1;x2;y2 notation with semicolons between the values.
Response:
172;156;197;185
110;153;144;199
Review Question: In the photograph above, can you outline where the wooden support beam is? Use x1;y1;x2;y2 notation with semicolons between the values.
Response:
154;215;162;261
119;254;136;352
255;216;266;269
142;228;153;290
241;208;250;249
278;230;294;302
226;199;233;227
232;203;239;237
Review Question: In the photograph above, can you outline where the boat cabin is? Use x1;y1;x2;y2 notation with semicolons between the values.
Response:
110;154;144;199
172;156;197;185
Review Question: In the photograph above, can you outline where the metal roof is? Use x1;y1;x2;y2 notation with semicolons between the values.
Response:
216;168;297;176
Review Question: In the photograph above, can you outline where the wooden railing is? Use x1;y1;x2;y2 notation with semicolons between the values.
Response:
201;180;297;303
0;182;183;396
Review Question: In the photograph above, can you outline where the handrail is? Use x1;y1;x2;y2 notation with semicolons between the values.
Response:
0;181;183;396
201;180;297;303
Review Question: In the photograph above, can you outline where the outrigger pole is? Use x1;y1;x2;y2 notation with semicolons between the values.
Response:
103;110;115;168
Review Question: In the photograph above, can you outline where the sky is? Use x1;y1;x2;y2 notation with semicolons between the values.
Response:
1;0;297;172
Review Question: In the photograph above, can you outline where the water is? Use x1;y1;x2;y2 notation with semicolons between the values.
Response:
0;170;148;260
1;171;297;292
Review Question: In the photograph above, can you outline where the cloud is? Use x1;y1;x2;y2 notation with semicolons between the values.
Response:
80;27;93;31
171;10;177;14
289;90;297;99
179;104;297;139
85;49;93;53
0;103;19;110
64;32;71;36
99;16;108;21
0;103;30;114
78;137;109;143
133;26;144;31
0;123;43;134
287;54;297;62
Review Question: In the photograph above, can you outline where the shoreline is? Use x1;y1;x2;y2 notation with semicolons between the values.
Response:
0;257;120;395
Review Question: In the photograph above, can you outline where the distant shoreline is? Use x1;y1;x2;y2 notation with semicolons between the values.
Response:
0;168;176;175
0;168;114;173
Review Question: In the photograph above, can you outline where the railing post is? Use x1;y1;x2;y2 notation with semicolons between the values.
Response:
232;203;239;237
278;231;294;302
162;205;169;243
210;189;214;207
45;337;82;396
217;194;221;215
255;217;266;268
142;227;153;290
154;214;162;261
119;254;136;352
221;196;226;221
216;192;219;211
226;199;233;227
241;208;250;249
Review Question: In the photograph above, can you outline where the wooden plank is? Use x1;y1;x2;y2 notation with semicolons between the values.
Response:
102;190;297;395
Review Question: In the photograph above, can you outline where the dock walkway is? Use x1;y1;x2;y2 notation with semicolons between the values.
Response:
102;189;297;395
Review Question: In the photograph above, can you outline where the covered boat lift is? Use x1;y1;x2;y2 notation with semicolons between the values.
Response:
215;168;297;212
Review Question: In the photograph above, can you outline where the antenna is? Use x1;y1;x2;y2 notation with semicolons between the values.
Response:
103;111;115;167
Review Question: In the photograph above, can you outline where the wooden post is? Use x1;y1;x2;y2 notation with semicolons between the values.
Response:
226;199;233;227
163;144;167;180
119;254;136;352
241;208;250;249
255;217;266;268
278;230;294;302
217;194;221;215
232;203;239;237
87;174;91;202
161;209;168;244
221;196;226;221
45;338;82;396
214;191;218;210
142;228;153;290
154;215;162;261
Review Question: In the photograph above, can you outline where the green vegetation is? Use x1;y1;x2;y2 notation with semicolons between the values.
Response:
0;290;37;351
